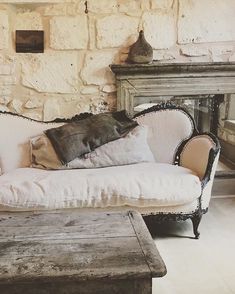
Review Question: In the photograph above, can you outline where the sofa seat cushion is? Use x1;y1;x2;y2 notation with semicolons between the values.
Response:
0;163;201;210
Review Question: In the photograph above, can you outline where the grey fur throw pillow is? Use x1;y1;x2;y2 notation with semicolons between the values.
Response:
44;110;138;164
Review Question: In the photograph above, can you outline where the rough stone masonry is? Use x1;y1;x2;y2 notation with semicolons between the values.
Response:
0;0;235;122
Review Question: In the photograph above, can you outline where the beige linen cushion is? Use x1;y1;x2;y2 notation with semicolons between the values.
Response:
30;126;155;170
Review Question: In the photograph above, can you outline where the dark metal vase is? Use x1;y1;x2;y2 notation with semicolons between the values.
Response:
127;30;153;64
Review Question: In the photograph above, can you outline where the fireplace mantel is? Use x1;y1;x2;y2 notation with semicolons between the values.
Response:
111;61;235;186
110;62;235;115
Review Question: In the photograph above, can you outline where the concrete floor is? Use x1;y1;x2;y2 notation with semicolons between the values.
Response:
152;197;235;294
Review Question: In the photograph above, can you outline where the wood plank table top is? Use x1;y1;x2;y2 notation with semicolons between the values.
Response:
0;210;166;293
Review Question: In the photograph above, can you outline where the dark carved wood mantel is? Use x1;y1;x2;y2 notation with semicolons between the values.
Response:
110;62;235;116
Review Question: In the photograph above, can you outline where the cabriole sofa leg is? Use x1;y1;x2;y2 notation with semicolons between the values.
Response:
191;213;202;239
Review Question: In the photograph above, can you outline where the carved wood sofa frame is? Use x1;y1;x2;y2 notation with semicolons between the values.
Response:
134;103;220;239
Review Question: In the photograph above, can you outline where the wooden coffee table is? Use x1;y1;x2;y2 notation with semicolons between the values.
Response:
0;210;166;294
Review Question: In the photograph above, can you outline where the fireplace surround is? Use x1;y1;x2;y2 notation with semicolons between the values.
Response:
111;62;235;183
110;62;235;115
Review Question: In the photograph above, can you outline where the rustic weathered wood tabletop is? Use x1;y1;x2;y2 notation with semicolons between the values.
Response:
0;210;166;294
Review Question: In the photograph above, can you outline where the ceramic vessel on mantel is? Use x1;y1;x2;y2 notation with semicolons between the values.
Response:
127;30;153;64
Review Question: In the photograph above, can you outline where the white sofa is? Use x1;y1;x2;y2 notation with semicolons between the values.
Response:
0;104;220;238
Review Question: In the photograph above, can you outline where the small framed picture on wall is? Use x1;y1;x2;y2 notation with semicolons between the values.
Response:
16;30;44;53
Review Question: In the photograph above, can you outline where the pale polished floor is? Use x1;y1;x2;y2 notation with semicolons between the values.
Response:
152;197;235;294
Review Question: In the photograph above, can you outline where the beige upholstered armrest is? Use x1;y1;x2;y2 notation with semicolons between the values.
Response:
176;134;220;184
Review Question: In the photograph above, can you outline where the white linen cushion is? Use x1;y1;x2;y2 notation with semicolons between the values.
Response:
0;163;201;209
31;126;155;169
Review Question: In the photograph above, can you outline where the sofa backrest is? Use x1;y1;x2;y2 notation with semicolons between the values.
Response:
0;112;64;173
134;106;195;164
0;106;195;173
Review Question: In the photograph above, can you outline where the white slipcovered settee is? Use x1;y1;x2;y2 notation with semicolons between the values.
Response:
0;104;220;238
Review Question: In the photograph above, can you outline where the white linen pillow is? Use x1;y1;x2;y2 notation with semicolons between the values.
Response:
68;125;155;168
30;125;155;170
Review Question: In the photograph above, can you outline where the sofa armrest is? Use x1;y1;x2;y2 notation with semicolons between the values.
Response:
175;133;220;188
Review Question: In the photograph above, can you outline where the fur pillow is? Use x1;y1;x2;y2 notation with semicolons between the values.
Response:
31;126;155;170
44;110;138;164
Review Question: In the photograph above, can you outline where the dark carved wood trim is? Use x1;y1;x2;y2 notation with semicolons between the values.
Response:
0;110;93;124
143;208;208;239
134;101;197;133
191;212;203;239
111;61;235;76
142;209;208;222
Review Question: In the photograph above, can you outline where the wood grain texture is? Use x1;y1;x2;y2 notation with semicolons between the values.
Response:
129;211;167;277
0;210;166;293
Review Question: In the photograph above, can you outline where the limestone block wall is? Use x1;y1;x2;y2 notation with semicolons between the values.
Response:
0;0;235;120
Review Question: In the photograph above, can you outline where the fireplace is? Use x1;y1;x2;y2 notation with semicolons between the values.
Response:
111;62;235;180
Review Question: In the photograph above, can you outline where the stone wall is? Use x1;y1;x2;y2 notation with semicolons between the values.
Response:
0;0;235;120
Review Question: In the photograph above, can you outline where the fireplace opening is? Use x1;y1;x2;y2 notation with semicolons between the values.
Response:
134;94;221;133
